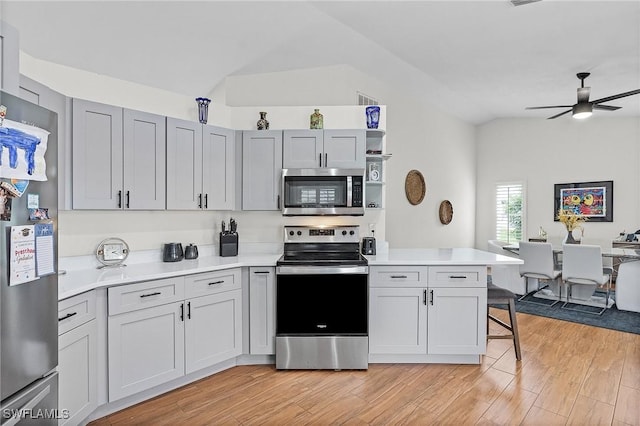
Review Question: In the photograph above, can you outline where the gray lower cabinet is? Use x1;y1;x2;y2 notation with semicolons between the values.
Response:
369;265;487;357
72;99;166;210
58;291;98;426
248;267;275;355
283;129;366;169
107;271;242;401
242;130;283;211
166;118;235;210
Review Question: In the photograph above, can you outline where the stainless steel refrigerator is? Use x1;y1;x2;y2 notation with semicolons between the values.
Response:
0;91;58;425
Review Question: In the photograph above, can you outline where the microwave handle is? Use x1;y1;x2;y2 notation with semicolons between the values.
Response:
319;153;322;168
324;153;328;167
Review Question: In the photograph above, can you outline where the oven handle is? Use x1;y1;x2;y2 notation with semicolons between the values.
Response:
277;265;369;275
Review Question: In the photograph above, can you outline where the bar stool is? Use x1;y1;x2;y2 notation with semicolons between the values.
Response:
487;282;522;360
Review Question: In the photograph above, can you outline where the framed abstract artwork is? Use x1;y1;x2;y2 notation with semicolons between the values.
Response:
554;180;613;222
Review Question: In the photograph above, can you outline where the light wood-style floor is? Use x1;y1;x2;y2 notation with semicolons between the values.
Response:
90;310;640;425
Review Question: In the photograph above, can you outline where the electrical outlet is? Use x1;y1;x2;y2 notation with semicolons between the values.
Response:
368;223;376;236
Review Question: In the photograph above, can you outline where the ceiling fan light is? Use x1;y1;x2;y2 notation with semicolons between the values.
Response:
572;103;593;119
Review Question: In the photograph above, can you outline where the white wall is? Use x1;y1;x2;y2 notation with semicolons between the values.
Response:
225;65;478;249
476;117;640;250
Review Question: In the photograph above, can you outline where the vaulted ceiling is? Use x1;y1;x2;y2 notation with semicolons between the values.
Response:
2;0;639;124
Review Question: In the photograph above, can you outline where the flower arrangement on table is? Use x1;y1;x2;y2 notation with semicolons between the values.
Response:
557;208;588;242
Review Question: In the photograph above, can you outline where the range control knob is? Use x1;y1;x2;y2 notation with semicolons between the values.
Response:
349;230;355;235
297;231;302;236
342;230;347;236
289;231;294;236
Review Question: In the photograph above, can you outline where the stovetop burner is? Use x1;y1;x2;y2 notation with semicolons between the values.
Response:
278;225;368;267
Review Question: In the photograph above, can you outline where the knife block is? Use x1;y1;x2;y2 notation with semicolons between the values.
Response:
219;233;238;257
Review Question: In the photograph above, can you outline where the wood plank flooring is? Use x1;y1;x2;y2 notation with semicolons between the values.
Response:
90;310;640;425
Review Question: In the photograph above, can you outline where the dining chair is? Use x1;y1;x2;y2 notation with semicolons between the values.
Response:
487;240;526;295
518;241;562;305
561;244;611;315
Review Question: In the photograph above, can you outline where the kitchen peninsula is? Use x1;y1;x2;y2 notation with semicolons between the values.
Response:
58;246;521;424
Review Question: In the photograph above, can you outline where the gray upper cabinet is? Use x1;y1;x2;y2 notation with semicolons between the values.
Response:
282;129;365;169
282;129;323;168
72;99;166;210
202;125;235;210
323;129;366;169
123;109;166;210
166;118;235;210
72;99;124;209
0;21;20;95
242;130;283;211
19;75;71;210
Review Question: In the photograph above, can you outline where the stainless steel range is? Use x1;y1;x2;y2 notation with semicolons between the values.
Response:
275;225;369;370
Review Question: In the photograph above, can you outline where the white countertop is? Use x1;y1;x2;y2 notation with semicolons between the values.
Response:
58;247;521;301
58;253;280;301
366;248;523;266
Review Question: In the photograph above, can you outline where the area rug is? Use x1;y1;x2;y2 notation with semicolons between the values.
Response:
494;292;640;335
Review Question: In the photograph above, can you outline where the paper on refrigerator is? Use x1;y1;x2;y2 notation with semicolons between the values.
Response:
10;225;37;285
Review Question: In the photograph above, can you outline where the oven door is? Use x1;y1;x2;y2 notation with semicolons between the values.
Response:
276;266;368;335
281;168;364;216
275;265;369;369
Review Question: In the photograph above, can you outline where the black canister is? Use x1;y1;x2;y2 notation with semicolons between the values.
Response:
184;244;199;259
163;243;184;262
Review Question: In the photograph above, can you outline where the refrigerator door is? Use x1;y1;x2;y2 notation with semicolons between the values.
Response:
0;372;59;425
0;91;58;402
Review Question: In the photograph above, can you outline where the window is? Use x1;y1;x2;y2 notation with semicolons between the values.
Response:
496;182;524;243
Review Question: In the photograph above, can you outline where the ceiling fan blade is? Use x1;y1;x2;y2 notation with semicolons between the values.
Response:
592;89;640;105
547;109;572;119
593;104;621;111
525;105;573;110
577;87;590;103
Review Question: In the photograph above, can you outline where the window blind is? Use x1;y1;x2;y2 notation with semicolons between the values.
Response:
496;183;524;243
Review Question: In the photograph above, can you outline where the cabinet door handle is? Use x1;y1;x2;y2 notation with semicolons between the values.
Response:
277;195;281;210
187;301;191;319
319;153;322;168
429;289;434;305
253;271;270;274
449;275;467;279
208;280;224;286
58;312;77;321
198;193;202;209
140;292;161;298
390;275;407;279
324;153;328;168
117;190;122;208
126;190;130;209
180;303;184;321
204;194;208;209
423;290;427;305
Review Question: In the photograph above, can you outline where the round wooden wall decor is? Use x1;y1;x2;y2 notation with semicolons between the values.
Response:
439;200;453;225
405;170;426;205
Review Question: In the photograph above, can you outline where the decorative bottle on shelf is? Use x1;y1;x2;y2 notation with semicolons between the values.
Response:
257;111;269;130
310;109;323;129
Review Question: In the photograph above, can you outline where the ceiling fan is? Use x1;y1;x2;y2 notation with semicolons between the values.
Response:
526;72;640;119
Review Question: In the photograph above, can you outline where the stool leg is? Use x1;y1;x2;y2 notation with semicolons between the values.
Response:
507;298;522;360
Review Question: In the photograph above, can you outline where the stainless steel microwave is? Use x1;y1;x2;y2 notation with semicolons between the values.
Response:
281;168;365;216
